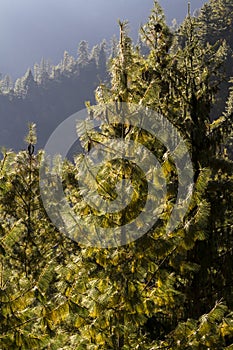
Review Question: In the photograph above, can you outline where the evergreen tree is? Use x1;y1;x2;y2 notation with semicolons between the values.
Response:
14;69;36;97
0;75;13;94
33;58;51;85
98;40;107;81
61;1;233;347
61;50;76;75
77;40;90;68
33;63;40;84
90;44;100;66
0;125;82;349
109;34;118;60
0;1;232;349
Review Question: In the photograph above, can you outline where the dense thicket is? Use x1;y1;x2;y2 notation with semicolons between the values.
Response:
0;1;233;349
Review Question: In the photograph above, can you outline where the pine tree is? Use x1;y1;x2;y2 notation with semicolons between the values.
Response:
90;44;100;66
0;1;232;349
62;1;233;347
14;69;36;98
98;40;107;81
0;75;13;94
0;125;81;349
77;40;90;68
109;34;118;60
61;50;76;75
33;58;51;85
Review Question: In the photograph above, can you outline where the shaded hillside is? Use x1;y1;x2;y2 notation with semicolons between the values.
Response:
0;40;108;150
198;0;233;118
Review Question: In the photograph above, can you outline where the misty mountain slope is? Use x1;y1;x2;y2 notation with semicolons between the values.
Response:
0;0;207;79
0;42;108;150
0;0;232;153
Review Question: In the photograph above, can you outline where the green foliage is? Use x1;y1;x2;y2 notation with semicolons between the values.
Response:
0;1;233;349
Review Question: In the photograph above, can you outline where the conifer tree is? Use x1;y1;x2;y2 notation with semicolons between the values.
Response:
0;1;232;349
77;40;90;68
0;125;81;349
0;75;13;94
62;50;76;75
109;34;118;60
63;1;233;348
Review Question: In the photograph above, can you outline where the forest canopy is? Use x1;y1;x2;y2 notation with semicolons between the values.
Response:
0;1;233;349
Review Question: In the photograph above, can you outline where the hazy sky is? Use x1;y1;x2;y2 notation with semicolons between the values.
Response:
0;0;207;79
